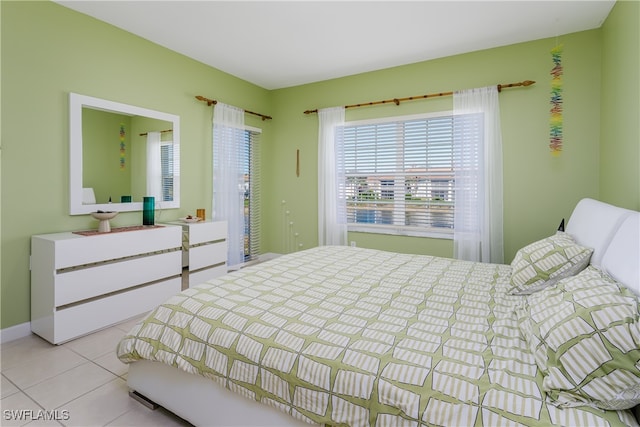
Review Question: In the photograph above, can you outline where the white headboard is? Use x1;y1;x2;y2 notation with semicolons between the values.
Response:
566;198;640;295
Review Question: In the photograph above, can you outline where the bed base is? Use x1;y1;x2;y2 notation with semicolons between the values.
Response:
128;390;159;410
127;360;309;427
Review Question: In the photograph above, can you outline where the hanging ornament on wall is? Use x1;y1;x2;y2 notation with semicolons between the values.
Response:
119;123;126;169
549;44;564;155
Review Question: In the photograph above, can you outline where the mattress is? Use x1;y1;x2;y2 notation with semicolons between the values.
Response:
117;246;637;426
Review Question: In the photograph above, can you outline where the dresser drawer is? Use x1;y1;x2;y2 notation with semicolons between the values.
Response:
189;265;228;285
55;251;181;306
189;241;227;271
53;226;181;269
54;277;181;343
189;221;227;245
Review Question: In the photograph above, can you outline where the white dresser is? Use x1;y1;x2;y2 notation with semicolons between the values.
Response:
30;225;182;344
166;220;228;287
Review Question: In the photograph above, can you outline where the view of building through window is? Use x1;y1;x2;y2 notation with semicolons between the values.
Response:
160;142;174;202
242;129;261;260
339;114;455;233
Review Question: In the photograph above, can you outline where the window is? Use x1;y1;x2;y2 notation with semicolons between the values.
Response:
338;112;455;238
160;142;174;202
242;128;261;261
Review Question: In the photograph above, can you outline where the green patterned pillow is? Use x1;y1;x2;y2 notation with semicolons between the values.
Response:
517;266;640;410
509;232;593;295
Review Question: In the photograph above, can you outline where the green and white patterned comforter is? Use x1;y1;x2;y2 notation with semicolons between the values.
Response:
117;246;638;426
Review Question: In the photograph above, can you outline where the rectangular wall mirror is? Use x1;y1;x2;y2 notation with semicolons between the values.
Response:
69;92;180;215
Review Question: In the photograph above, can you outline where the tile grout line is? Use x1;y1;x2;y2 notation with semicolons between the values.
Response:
3;349;87;396
51;346;128;410
57;377;129;427
1;321;150;426
0;373;64;426
4;340;121;412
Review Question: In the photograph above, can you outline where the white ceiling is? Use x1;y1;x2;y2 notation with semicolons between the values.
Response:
55;0;616;90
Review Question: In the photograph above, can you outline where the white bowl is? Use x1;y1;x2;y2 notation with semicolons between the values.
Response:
179;216;201;223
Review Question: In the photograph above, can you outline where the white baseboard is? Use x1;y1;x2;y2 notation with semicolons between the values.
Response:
1;322;32;344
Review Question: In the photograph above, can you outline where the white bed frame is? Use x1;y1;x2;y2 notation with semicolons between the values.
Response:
126;198;640;426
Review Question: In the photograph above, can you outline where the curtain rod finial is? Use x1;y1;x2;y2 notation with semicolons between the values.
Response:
195;95;216;107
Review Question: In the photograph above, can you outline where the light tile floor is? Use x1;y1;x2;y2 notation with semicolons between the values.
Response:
1;316;192;426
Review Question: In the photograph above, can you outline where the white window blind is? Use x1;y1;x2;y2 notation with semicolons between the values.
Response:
160;141;174;202
243;129;261;261
338;113;458;237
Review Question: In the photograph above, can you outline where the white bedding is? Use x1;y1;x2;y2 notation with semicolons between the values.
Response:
119;198;640;426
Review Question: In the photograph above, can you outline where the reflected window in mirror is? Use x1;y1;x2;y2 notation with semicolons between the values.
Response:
146;130;178;203
161;141;175;202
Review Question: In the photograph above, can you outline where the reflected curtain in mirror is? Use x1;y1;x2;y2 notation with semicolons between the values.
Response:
146;131;162;199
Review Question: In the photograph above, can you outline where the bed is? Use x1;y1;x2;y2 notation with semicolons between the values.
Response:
117;198;640;426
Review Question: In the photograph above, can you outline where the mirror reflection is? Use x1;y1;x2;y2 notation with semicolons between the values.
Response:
69;93;180;215
81;109;173;204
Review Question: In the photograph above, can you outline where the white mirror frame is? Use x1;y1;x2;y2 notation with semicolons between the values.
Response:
69;92;180;215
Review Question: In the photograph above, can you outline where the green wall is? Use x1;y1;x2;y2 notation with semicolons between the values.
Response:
1;1;272;329
2;0;638;330
599;0;640;210
267;30;604;262
82;109;132;204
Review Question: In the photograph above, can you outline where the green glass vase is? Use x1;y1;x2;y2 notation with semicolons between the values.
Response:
143;196;155;225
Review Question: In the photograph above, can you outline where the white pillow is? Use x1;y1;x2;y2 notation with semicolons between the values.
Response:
509;232;593;295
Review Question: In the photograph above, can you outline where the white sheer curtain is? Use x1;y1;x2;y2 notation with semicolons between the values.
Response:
453;86;504;264
146;131;162;199
212;102;246;268
318;107;347;246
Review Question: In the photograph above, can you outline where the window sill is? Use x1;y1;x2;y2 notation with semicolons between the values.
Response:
348;224;453;240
